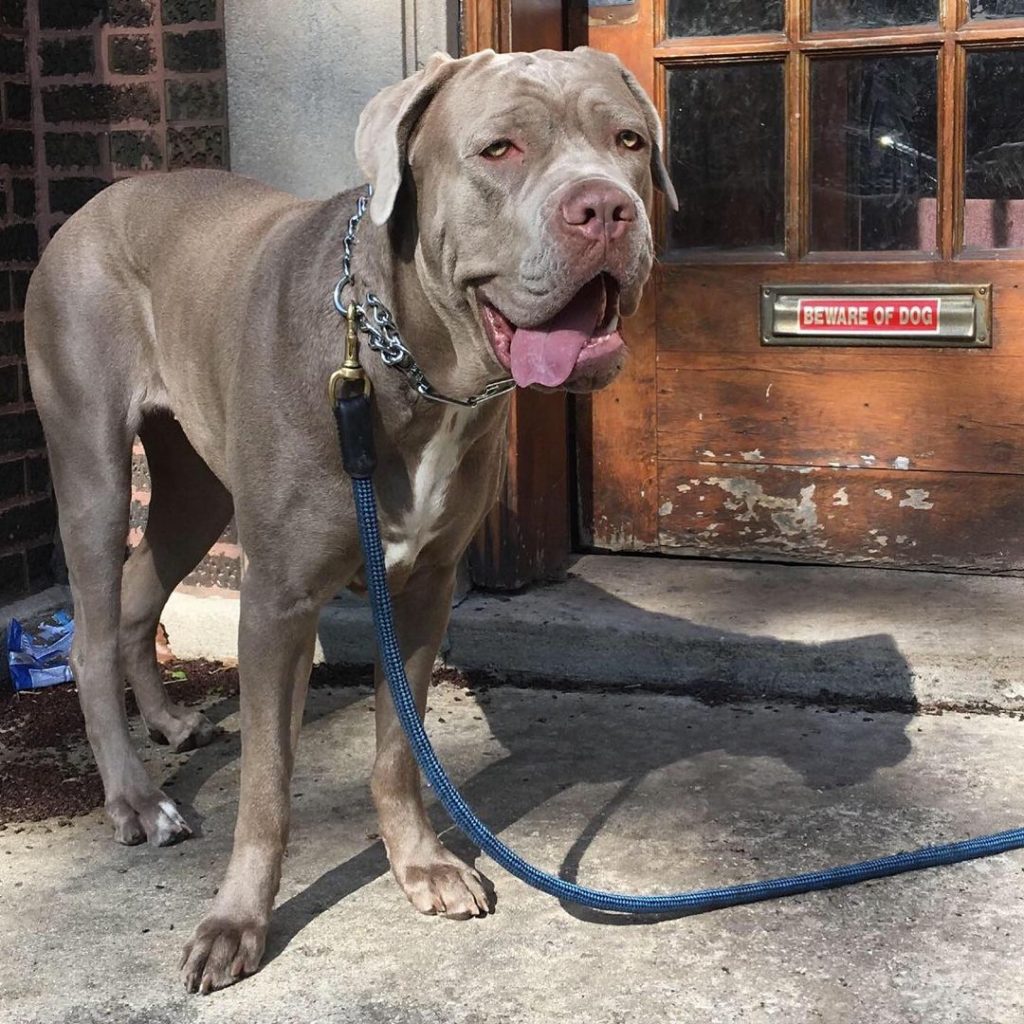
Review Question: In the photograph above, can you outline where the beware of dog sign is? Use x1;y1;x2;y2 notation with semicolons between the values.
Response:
796;297;940;335
761;284;991;348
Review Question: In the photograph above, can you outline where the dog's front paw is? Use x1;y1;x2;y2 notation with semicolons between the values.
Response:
391;841;494;919
180;913;266;994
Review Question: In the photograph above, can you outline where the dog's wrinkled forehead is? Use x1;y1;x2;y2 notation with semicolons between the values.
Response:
412;49;650;163
356;47;677;225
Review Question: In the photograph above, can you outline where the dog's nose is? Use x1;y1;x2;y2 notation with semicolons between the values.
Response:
560;180;636;243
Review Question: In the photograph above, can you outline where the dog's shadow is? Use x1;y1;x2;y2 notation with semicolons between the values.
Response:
164;570;917;962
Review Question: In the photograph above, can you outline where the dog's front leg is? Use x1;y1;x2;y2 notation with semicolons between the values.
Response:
180;574;318;993
372;564;494;919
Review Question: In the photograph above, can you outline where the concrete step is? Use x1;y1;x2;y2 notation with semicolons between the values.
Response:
163;555;1024;710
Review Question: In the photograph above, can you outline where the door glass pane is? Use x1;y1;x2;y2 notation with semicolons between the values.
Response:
666;62;785;252
812;0;937;30
965;49;1024;250
970;0;1024;17
809;53;938;252
668;0;782;37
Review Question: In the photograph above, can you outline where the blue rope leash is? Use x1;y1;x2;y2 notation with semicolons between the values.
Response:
351;474;1024;914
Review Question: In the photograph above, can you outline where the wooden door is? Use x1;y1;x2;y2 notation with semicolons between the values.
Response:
579;0;1024;572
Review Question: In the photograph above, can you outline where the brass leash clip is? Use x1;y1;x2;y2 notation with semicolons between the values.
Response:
328;303;372;404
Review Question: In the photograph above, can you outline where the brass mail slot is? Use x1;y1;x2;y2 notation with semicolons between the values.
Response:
761;284;991;348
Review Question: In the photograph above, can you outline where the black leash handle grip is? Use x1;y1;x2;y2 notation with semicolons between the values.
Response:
334;392;377;478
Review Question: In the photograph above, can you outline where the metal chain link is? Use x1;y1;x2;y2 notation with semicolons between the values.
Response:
333;186;516;408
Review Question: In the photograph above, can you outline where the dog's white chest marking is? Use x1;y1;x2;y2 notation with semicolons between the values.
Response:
385;407;473;572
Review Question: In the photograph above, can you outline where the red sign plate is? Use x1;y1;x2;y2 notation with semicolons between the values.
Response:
796;297;941;336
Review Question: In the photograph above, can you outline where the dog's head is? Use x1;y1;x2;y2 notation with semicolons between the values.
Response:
356;47;677;394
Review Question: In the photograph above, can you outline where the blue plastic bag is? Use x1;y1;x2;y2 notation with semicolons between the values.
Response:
6;609;75;691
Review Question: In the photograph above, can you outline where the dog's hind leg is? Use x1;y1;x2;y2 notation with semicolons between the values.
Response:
25;244;192;848
30;385;190;847
120;412;233;751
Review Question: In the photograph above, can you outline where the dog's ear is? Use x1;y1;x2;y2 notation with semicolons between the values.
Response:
610;58;679;212
356;52;466;226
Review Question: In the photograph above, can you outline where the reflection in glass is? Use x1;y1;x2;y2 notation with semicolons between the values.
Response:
666;62;785;252
667;0;782;37
970;0;1024;17
965;49;1024;249
812;0;937;30
810;54;938;252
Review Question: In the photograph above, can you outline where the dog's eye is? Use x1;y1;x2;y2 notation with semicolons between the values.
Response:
481;139;514;159
617;129;645;151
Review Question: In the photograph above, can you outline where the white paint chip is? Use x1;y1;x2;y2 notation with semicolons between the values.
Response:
874;488;893;500
893;456;911;470
899;489;934;510
741;449;765;462
658;501;673;517
832;487;849;507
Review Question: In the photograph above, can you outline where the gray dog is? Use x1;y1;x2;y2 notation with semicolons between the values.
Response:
24;46;677;992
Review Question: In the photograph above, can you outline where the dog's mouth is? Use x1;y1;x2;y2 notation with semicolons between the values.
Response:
479;274;623;388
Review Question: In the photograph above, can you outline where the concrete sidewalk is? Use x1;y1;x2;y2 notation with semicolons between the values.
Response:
164;555;1024;708
3;681;1024;1024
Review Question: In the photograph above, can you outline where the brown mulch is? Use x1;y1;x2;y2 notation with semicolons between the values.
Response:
0;761;105;823
0;660;242;826
0;660;384;827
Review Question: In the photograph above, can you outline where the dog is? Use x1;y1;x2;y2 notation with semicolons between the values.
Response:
24;46;678;992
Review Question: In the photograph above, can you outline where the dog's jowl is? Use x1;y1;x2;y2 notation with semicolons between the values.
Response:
24;46;676;993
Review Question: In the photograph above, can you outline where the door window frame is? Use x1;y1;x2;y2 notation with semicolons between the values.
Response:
652;0;1024;263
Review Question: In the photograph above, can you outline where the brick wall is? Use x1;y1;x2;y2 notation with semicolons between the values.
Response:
0;0;237;599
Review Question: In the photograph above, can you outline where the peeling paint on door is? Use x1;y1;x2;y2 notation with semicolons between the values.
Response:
658;459;1023;572
707;476;821;538
899;489;935;510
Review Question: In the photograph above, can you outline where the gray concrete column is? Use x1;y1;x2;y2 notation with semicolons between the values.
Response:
225;0;457;198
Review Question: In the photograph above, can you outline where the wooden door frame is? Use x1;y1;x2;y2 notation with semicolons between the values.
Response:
464;0;578;589
574;0;664;554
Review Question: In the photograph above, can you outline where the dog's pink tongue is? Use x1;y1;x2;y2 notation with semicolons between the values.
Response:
510;277;604;388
